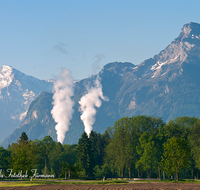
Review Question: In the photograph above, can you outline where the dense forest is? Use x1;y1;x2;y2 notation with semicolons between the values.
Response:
0;115;200;181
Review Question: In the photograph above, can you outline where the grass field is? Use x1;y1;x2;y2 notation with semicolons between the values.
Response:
0;179;200;187
0;179;128;187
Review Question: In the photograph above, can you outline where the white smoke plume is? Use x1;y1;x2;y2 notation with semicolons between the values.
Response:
79;76;108;136
51;68;74;144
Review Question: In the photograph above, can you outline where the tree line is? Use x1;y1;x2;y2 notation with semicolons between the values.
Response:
0;115;200;181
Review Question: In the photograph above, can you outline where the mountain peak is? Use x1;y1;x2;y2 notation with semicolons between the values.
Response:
136;22;200;79
0;65;14;90
101;62;135;74
179;22;200;39
182;22;200;31
0;65;13;75
3;22;200;147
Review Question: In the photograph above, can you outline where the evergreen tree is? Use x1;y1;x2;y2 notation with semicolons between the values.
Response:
89;131;104;167
0;147;10;171
19;132;29;144
63;144;77;166
76;132;94;177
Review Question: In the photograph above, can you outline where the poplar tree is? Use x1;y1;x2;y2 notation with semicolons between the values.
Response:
161;137;191;181
188;119;200;174
136;132;158;178
105;117;130;177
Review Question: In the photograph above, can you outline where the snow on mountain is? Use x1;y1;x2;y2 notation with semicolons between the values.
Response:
132;22;200;81
0;66;14;91
0;65;53;143
3;22;200;147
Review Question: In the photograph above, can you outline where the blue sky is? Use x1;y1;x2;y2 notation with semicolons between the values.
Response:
0;0;200;80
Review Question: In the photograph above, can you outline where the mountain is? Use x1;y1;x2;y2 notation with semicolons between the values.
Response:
0;66;53;143
121;22;200;121
2;62;135;146
2;22;200;147
1;92;57;146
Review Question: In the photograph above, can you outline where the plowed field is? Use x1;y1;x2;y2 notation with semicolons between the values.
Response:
0;182;200;190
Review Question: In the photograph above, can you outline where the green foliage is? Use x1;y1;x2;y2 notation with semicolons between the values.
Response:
19;132;28;144
41;166;49;175
161;137;191;181
136;132;158;178
0;147;10;170
105;116;165;178
188;119;200;170
62;144;77;166
134;116;165;178
93;164;114;177
7;133;80;178
2;115;200;180
76;132;94;177
10;135;36;172
60;161;81;178
50;168;55;176
89;131;105;167
164;116;198;139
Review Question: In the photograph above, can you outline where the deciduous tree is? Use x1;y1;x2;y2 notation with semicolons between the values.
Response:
161;137;191;181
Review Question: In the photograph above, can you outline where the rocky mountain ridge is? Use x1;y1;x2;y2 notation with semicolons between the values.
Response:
0;65;53;142
2;22;200;147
